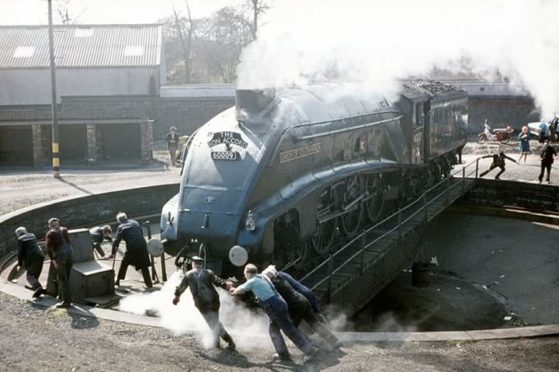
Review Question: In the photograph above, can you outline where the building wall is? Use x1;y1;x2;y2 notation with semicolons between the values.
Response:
0;86;540;165
468;96;537;133
0;67;159;105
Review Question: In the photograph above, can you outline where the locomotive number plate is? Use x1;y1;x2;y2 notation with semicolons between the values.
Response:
211;151;239;161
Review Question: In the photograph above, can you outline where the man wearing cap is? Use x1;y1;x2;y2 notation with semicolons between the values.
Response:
45;217;73;308
110;212;152;288
172;256;236;350
15;226;46;298
89;225;112;259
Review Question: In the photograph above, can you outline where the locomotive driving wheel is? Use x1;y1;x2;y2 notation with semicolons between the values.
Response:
365;174;384;223
340;175;365;236
310;188;338;255
274;217;312;271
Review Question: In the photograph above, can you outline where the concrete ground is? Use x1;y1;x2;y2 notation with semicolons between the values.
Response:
462;140;559;184
356;212;559;332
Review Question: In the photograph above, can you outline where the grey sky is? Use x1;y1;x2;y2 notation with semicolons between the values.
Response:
0;0;241;25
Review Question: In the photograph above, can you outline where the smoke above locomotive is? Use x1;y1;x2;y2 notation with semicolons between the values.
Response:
160;81;467;276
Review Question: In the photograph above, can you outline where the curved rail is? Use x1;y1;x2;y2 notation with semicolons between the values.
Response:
300;158;482;293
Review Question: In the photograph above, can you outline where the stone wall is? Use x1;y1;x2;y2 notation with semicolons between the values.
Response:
0;183;179;259
457;179;559;212
0;95;234;140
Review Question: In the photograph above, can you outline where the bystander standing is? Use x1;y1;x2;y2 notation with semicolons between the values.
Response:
538;140;557;184
45;217;73;308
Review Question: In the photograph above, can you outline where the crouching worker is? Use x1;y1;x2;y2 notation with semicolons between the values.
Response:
172;256;236;350
15;227;46;298
262;265;340;351
89;225;112;259
230;263;319;364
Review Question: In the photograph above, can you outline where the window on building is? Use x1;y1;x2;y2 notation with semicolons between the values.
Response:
124;45;144;57
13;46;35;58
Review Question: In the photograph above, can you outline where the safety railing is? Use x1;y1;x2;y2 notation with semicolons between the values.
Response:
300;158;482;299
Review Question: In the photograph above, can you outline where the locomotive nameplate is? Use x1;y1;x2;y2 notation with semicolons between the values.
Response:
207;131;248;148
211;151;239;161
279;143;321;163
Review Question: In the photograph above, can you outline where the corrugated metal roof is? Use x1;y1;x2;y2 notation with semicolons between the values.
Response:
0;24;162;69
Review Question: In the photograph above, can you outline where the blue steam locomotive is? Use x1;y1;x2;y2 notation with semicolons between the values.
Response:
160;80;468;275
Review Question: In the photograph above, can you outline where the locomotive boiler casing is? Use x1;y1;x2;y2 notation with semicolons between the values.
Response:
160;81;468;276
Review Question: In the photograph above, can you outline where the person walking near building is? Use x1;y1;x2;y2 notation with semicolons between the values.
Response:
110;212;152;288
15;226;46;298
89;225;112;259
538;140;557;184
262;265;340;351
518;125;531;164
230;263;318;363
172;256;236;350
45;217;73;308
166;127;179;166
479;151;517;180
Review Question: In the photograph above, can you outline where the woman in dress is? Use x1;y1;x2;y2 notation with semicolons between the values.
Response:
518;125;531;164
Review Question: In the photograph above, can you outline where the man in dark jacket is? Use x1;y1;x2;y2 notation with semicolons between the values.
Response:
172;256;236;350
262;265;340;351
110;212;152;288
231;264;318;364
89;225;112;258
538;140;558;183
479;151;517;179
45;217;73;308
15;226;46;298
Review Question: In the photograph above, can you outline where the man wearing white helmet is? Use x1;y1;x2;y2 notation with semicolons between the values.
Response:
15;226;46;298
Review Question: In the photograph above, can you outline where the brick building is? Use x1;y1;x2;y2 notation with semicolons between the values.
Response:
0;24;164;166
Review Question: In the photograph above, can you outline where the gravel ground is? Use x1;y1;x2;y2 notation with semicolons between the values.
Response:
1;291;557;371
1;142;559;371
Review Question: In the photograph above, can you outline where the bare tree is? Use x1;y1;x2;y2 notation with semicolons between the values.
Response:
171;1;195;83
245;0;269;40
163;3;261;84
196;7;253;83
54;0;85;24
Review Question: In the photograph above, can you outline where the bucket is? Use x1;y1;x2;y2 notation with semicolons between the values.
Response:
412;262;431;287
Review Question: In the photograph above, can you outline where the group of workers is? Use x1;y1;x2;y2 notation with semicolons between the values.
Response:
15;217;74;308
14;212;153;308
173;259;340;364
16;213;337;364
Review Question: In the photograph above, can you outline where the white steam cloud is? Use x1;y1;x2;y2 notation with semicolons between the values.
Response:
119;272;271;350
237;0;559;117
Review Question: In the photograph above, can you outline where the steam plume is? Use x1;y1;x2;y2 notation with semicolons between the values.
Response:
119;272;271;350
237;0;559;117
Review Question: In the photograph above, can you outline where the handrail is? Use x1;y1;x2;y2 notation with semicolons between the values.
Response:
300;158;482;290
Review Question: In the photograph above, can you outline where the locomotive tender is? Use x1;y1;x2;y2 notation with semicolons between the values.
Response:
160;80;468;275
